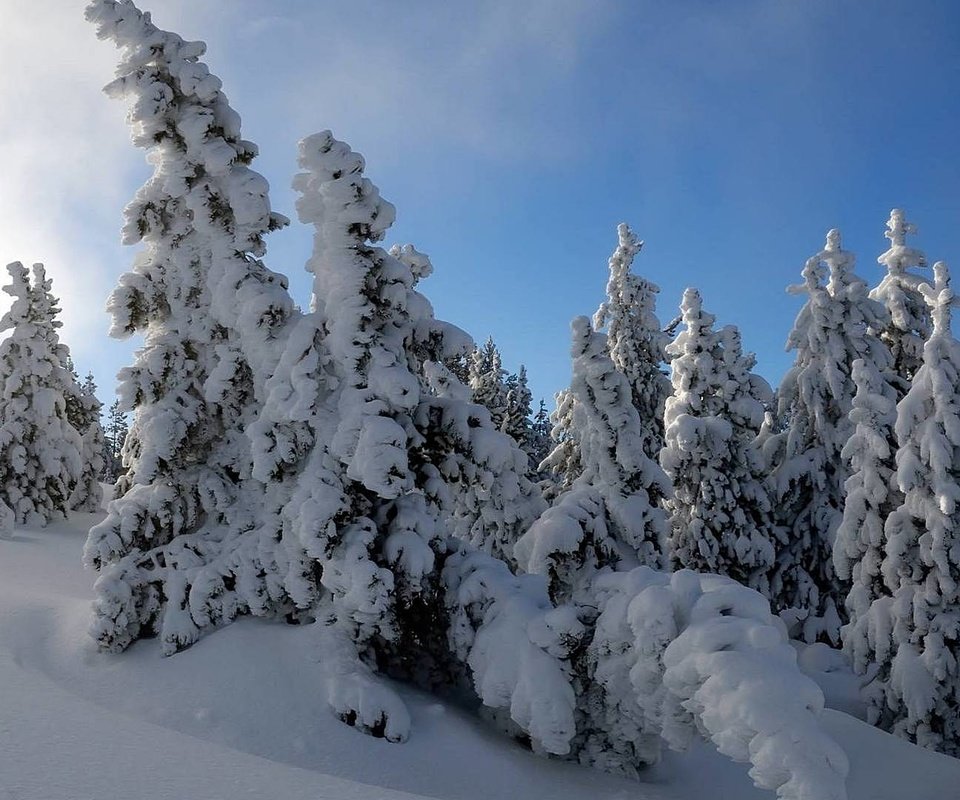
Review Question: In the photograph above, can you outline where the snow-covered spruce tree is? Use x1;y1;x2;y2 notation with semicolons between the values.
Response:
419;361;546;567
502;364;534;448
84;0;296;654
511;320;850;797
270;131;543;738
0;262;82;526
869;209;930;390
66;371;106;512
539;388;582;496
873;261;960;755
516;316;670;604
527;398;554;474
833;357;901;675
593;223;670;461
771;229;892;642
469;354;540;474
102;398;129;482
468;337;509;429
661;288;777;593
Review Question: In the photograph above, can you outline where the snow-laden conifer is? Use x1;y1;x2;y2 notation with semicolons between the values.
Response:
275;131;544;736
516;316;670;603
83;0;295;654
539;388;582;495
468;337;509;429
872;262;960;755
771;229;892;642
661;289;777;593
0;263;82;526
67;372;106;512
102;398;128;482
471;356;540;475
870;209;930;389
502;364;534;449
833;357;901;675
593;223;670;460
528;398;553;469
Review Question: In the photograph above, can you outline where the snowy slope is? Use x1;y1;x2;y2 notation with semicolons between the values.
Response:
1;509;958;800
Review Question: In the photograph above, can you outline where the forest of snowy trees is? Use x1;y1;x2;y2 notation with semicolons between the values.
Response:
2;3;960;800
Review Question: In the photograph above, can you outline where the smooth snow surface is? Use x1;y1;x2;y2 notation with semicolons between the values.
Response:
1;508;958;800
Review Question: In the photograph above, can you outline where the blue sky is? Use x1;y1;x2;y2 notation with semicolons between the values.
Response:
1;1;959;407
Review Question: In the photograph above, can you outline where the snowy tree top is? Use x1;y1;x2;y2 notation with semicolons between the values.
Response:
921;261;957;334
0;262;63;334
790;228;861;298
594;222;663;326
85;0;288;256
822;229;860;289
294;130;397;250
878;208;926;276
0;262;30;330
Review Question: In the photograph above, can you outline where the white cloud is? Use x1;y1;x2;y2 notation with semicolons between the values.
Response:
0;1;135;365
0;0;620;381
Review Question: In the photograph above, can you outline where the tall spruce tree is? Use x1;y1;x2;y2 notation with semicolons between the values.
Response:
593;223;670;461
468;337;509;430
833;357;901;677
267;130;543;736
67;372;106;512
870;209;930;390
540;388;582;495
528;398;553;471
516;316;671;603
873;262;960;755
661;289;777;593
83;0;295;654
0;263;83;525
771;229;892;642
103;398;129;482
502;364;534;449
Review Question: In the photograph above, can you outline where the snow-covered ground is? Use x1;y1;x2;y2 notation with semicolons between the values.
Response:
2;508;958;800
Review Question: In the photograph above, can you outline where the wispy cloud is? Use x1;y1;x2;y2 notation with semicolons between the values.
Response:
0;0;620;383
0;1;137;370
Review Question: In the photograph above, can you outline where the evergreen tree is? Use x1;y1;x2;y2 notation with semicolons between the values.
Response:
661;289;777;593
103;398;129;482
593;223;670;461
269;130;543;736
870;209;930;389
83;0;295;654
468;337;509;430
0;262;82;525
470;347;548;483
501;364;533;450
833;357;901;677
67;371;106;512
516;316;671;603
539;388;582;495
873;262;960;755
771;229;892;642
528;398;554;472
